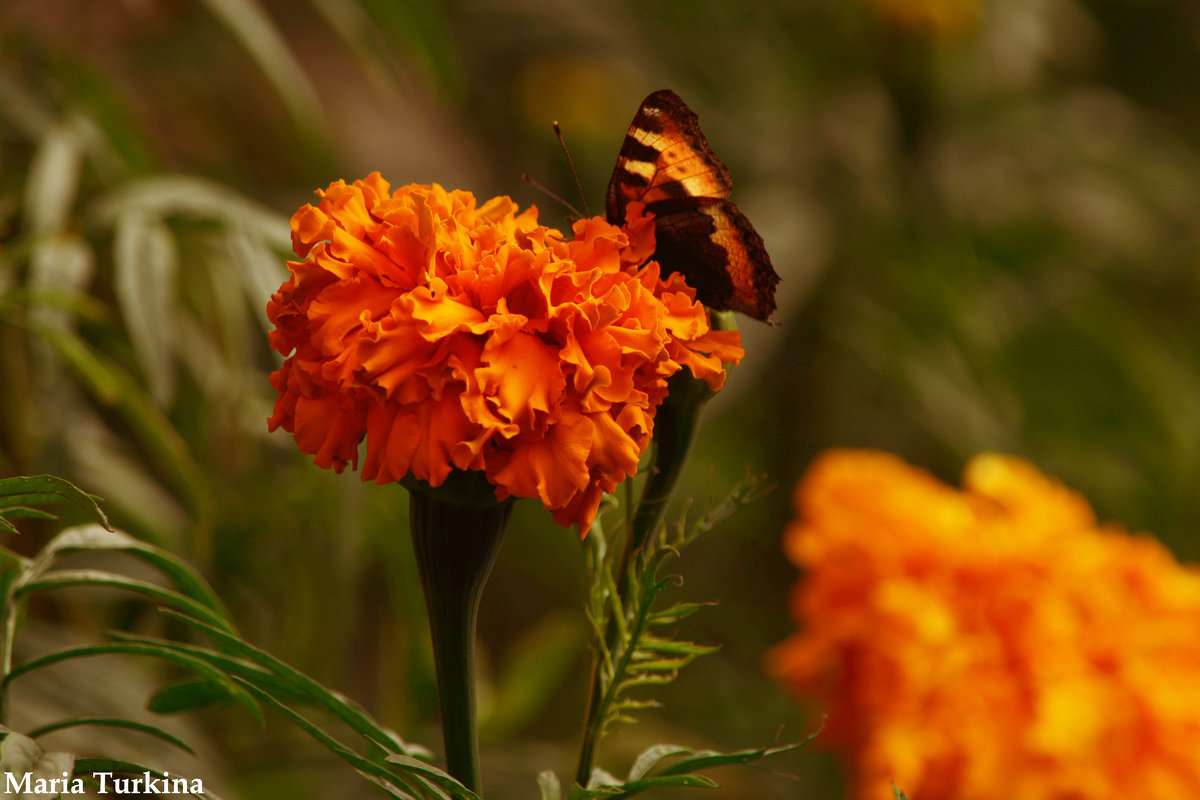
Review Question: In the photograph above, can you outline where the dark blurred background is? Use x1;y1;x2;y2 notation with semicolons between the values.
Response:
3;1;1199;797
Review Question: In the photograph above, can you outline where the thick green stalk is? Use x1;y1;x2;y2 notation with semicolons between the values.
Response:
620;372;712;591
407;476;513;794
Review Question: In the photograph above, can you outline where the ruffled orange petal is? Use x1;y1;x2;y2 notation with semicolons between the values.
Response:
476;330;566;430
487;410;593;509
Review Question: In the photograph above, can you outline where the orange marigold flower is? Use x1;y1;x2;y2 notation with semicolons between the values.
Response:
769;449;1200;800
267;174;742;531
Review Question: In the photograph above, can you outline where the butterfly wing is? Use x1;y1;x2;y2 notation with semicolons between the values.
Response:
606;90;780;322
605;90;732;219
650;197;778;322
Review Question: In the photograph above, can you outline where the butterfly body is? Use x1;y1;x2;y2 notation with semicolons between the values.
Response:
606;90;780;322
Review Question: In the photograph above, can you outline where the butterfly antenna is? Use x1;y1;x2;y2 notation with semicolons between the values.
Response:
553;121;591;217
521;172;584;220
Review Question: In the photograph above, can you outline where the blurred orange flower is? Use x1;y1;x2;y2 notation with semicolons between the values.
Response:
770;449;1200;800
870;0;982;38
267;174;741;531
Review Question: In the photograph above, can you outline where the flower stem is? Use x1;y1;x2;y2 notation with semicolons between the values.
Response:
408;478;513;794
574;370;716;787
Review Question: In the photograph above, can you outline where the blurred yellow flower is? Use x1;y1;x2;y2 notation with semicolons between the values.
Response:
870;0;982;38
770;449;1200;800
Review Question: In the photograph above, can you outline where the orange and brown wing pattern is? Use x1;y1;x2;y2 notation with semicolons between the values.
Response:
605;90;780;322
605;90;732;218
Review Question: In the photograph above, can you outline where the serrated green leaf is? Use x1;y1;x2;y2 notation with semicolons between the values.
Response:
27;717;194;755
610;698;661;713
148;678;239;714
615;674;674;690
577;473;759;781
15;568;231;631
627;744;691;782
0;475;111;529
646;602;711;625
626;656;699;672
636;636;719;656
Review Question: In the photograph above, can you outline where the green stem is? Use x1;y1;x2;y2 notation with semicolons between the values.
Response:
408;478;513;794
574;372;713;787
621;373;710;592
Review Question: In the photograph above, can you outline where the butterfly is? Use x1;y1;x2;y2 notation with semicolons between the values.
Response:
606;90;780;322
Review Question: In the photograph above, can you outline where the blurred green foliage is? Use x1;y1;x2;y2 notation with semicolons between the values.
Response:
2;0;1199;798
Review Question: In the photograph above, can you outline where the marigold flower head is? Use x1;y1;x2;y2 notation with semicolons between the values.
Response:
770;449;1200;800
267;174;742;531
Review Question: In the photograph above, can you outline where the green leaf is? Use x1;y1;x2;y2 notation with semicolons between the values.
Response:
567;787;622;800
892;785;911;800
195;0;325;132
385;754;481;800
28;525;230;626
0;506;59;522
0;475;110;530
158;610;428;758
113;211;179;405
221;226;287;331
230;679;425;800
88;176;289;248
147;678;239;714
4;641;262;726
612;774;719;796
646;602;712;625
24;117;83;234
657;739;816;776
15;568;232;631
27;717;194;755
626;744;691;782
113;633;308;707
